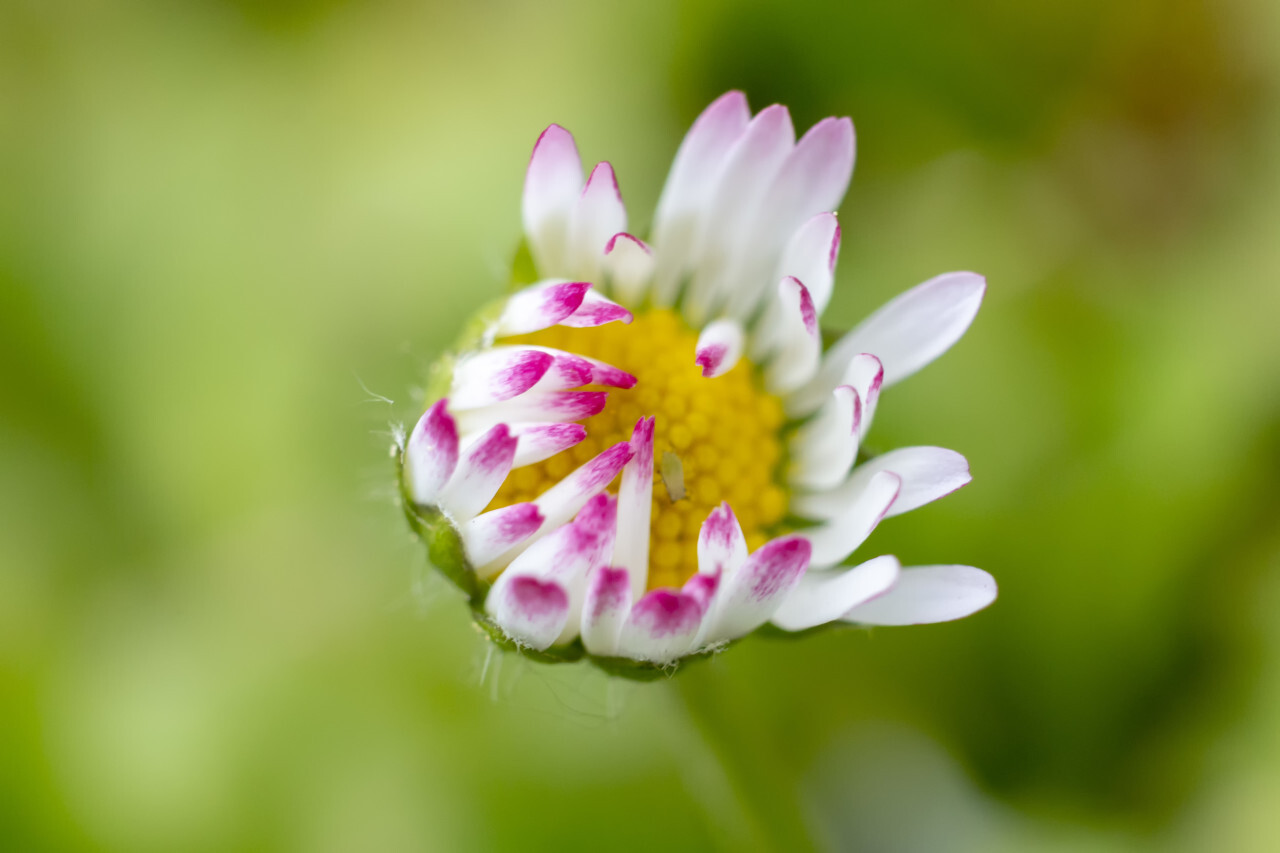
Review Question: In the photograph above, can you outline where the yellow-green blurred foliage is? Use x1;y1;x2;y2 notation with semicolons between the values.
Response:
2;0;1279;850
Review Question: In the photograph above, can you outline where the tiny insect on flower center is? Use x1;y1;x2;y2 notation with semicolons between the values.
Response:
487;308;789;589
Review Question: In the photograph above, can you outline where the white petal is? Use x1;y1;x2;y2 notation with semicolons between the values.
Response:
508;422;587;468
462;503;544;572
681;105;796;325
438;424;518;520
650;91;752;307
827;272;985;392
616;588;705;663
495;280;590;337
404;400;458;505
765;117;855;235
787;385;861;490
567;162;627;281
763;277;821;394
771;555;900;631
843;565;996;626
792;446;971;521
613;417;655;599
798;470;900;567
522;124;583;277
602;232;655;307
702;535;812;642
775;212;841;315
580;566;633;657
449;348;555;409
725;117;855;320
694;319;745;378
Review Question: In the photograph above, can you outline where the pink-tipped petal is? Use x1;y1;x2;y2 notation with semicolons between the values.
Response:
788;343;891;421
775;212;841;315
456;390;608;433
494;493;619;644
843;353;884;439
694;318;745;378
613;417;655;599
574;491;619;548
581;356;637;389
496;280;590;337
798;470;901;567
405;399;459;505
682;571;720;614
438;424;518;520
650;91;752;306
843;565;996;626
763;277;821;394
531;442;633;537
462;503;544;570
560;289;634;328
449;348;555;409
602;232;655;306
524;348;636;391
703;535;812;641
505;496;615;582
696;502;748;578
532;350;594;390
787;385;861;491
567;161;628;281
792;447;972;521
522;125;583;277
508;422;588;468
488;574;571;650
581;566;633;656
617;588;705;663
771;554;899;631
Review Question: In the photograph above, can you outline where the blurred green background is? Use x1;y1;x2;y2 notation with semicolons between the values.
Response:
3;0;1279;850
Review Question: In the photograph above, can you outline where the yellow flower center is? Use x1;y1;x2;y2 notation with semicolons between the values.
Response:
487;309;788;590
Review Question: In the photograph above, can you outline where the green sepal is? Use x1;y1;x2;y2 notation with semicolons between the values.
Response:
469;614;586;665
396;447;484;602
589;645;720;681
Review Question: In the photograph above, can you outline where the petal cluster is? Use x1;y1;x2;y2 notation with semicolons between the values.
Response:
401;92;997;673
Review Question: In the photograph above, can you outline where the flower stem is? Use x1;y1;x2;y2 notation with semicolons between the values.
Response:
673;666;820;852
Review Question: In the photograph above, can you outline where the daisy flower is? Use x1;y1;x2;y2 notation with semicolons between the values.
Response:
398;92;996;678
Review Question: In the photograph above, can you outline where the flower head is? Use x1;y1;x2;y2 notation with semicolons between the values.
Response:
399;92;996;678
